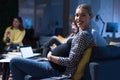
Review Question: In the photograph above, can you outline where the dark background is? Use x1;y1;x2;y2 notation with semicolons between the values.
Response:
0;0;18;52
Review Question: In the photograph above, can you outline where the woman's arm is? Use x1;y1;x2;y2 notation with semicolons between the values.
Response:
47;31;93;67
3;27;11;43
47;51;59;64
12;30;26;44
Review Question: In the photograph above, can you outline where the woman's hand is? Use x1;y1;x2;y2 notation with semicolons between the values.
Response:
47;51;52;61
6;42;13;46
47;51;59;64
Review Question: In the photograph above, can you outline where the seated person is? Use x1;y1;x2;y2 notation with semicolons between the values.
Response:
3;16;26;52
42;20;78;57
1;16;26;80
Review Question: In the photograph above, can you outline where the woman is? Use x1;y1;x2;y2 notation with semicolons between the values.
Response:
42;19;78;57
3;16;26;51
10;4;94;80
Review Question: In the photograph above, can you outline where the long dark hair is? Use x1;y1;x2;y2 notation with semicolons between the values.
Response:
11;16;24;31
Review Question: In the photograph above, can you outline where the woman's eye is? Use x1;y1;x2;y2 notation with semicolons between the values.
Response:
82;14;86;17
75;14;79;17
75;14;86;17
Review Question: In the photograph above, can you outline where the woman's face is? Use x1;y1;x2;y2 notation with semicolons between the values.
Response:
75;7;92;30
12;18;20;28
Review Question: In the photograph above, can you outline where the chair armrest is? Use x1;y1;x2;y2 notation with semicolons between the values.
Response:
89;62;99;80
24;75;72;80
89;60;120;80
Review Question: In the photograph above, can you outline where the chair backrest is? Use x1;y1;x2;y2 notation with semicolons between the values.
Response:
72;42;95;80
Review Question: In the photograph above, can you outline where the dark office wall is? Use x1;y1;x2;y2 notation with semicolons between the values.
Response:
0;0;18;52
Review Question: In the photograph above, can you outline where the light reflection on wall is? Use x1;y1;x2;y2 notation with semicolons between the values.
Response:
23;18;32;29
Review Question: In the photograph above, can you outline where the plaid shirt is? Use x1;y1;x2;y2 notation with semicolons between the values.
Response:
58;28;94;75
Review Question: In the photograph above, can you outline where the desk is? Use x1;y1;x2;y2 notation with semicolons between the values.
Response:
0;52;41;62
0;52;21;63
104;37;120;44
0;52;41;80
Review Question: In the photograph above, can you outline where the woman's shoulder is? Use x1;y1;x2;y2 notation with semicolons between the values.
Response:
7;26;12;28
76;30;92;40
78;30;90;36
17;28;26;32
6;26;12;30
21;29;26;32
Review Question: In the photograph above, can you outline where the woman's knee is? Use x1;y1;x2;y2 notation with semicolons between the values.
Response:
51;36;57;39
10;58;23;67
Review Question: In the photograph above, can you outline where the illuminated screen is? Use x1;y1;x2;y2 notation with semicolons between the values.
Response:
106;22;118;32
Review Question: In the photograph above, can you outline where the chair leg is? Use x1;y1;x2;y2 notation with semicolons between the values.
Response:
2;63;10;80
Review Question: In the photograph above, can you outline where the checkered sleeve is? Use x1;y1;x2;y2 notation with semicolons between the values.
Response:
58;31;93;67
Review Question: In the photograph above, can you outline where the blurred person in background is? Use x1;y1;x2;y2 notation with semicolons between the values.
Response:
42;19;78;57
3;16;26;51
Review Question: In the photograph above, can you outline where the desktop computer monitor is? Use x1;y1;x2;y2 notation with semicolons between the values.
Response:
106;22;118;32
106;22;119;38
